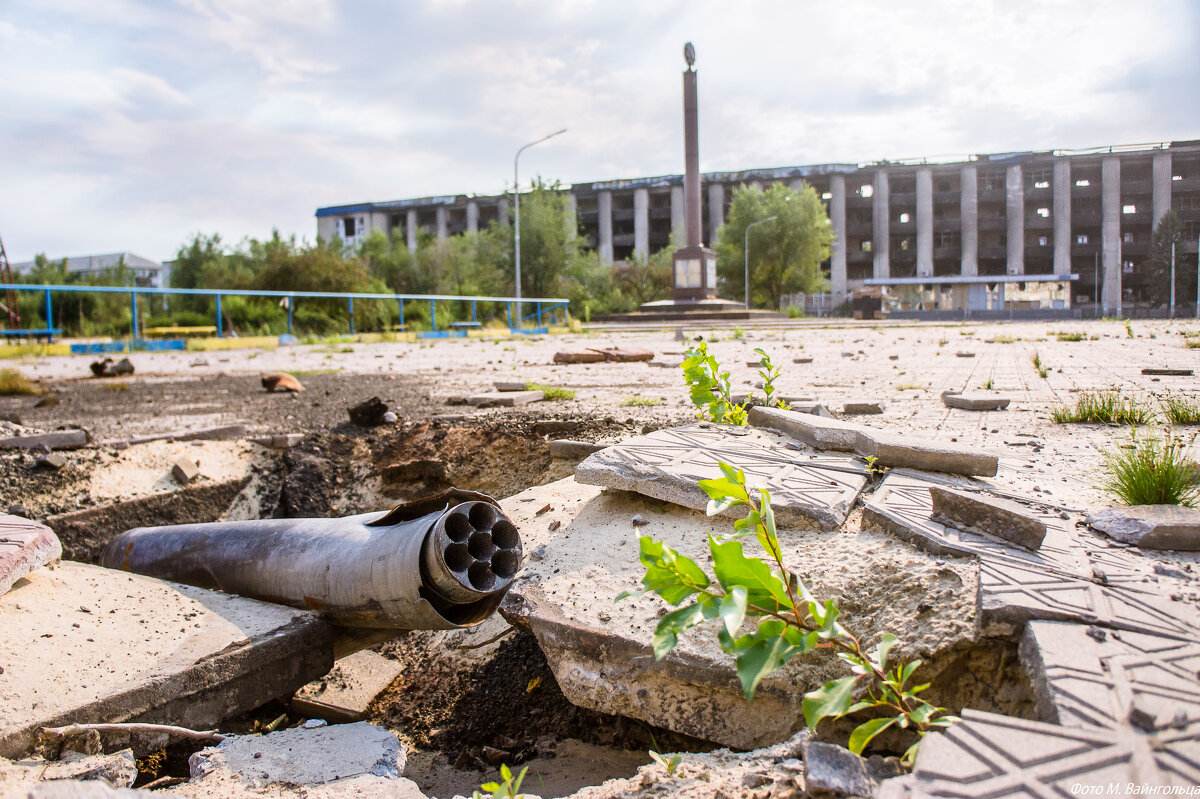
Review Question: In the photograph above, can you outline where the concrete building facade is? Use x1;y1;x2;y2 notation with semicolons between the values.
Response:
317;140;1200;312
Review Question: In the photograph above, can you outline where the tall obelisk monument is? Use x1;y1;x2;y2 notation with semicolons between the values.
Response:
672;42;719;303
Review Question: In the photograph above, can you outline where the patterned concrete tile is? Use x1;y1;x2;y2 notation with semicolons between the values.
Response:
891;709;1200;796
1021;620;1200;733
574;424;868;530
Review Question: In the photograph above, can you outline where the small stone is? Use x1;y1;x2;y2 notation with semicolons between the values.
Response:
382;411;398;424
631;514;650;527
34;453;67;471
805;741;875;796
1086;626;1107;642
171;457;201;485
348;396;389;427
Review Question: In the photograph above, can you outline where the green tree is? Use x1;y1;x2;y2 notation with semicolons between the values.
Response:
513;178;586;300
613;240;675;307
715;183;832;309
1143;211;1192;308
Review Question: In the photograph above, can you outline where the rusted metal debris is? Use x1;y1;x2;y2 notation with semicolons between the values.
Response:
99;488;522;630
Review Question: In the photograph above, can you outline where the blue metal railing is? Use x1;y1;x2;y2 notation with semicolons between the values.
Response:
0;284;570;342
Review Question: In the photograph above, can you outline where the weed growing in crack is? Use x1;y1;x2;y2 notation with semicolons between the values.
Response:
1051;390;1153;425
526;383;575;400
473;764;528;799
1160;396;1200;426
620;463;955;763
1125;320;1135;339
755;348;789;410
1032;352;1049;379
682;341;747;424
982;377;995;390
621;396;662;407
1102;431;1200;506
1056;331;1087;342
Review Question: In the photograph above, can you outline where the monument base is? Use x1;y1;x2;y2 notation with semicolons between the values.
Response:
594;297;787;324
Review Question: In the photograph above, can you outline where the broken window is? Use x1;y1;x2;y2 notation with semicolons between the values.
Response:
1030;169;1051;189
1038;236;1049;246
1076;234;1089;245
860;185;874;198
1037;208;1050;218
899;213;910;223
1075;179;1091;187
1123;232;1134;243
861;240;872;252
344;217;356;237
821;192;833;200
1123;204;1136;214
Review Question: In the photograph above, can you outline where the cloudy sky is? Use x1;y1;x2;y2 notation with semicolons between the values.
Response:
3;0;1197;262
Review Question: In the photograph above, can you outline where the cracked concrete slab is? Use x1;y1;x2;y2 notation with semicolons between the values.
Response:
573;424;868;530
0;562;333;759
0;515;61;596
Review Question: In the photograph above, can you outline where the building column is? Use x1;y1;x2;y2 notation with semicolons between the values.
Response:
598;190;614;265
633;187;649;259
466;201;479;234
960;165;978;275
435;206;448;240
406;209;418;253
872;170;890;280
670;185;685;244
1102;157;1123;316
1152;151;1173;228
1052;159;1072;275
707;182;725;245
916;167;933;276
1006;164;1024;275
565;194;578;239
829;174;847;299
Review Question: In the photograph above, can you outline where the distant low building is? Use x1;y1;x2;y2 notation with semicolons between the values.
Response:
10;252;169;289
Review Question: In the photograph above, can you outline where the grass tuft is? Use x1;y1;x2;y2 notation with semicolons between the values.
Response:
1056;331;1087;342
0;368;44;395
527;383;575;400
1052;390;1153;425
621;395;661;407
895;383;925;391
1102;431;1200;506
1160;396;1200;425
100;381;130;392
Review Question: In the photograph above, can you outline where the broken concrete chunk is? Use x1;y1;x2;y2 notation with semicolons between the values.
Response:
248;433;304;449
291;651;404;724
842;401;885;415
189;722;406;786
493;381;528;392
0;561;332;759
171;457;200;485
929;485;1046;550
0;431;90;451
794;357;814;364
262;372;305;392
955;351;976;358
749;405;861;452
0;515;62;596
1087;505;1200;550
33;454;67;471
942;392;1011;411
553;351;606;364
549;439;607;460
804;741;875;797
856;430;998;477
574;424;867;530
591;347;654;362
466;390;543;407
38;749;138;788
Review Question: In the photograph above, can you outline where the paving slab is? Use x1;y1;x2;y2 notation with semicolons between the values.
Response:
842;400;885;415
549;439;608;460
493;381;528;392
749;405;862;452
1020;620;1200;733
0;431;90;451
941;393;1011;411
0;561;333;759
291;651;404;723
465;390;543;407
190;722;406;786
1087;505;1200;550
573;424;869;530
1142;368;1193;376
0;515;61;596
929;485;1046;550
892;708;1200;796
856;430;998;477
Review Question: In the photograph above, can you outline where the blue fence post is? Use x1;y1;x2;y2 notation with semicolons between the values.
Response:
131;292;139;341
43;289;53;342
430;299;436;330
287;296;294;334
471;299;477;323
398;299;405;329
348;297;355;335
215;294;223;337
506;302;511;330
536;302;542;327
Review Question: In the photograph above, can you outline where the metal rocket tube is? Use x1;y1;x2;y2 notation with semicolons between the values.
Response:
98;489;522;631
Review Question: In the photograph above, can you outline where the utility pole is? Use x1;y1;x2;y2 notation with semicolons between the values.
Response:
512;129;566;328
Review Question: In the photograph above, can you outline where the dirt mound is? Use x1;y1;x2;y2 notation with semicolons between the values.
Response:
371;631;712;771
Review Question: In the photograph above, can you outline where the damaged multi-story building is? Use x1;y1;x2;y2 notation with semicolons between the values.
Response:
317;139;1200;315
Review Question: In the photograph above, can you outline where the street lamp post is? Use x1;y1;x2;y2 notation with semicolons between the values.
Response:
513;129;566;328
744;215;778;309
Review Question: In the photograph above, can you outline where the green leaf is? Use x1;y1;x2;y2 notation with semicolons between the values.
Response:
848;717;898;755
732;619;800;699
873;633;900;671
500;764;512;782
719;585;748;638
908;702;944;726
708;536;793;611
757;490;781;561
803;675;860;730
899;659;923;686
652;602;705;659
481;783;500;793
635;537;711;605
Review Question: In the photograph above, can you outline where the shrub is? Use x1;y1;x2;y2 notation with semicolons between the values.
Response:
1102;432;1200;506
0;369;43;395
